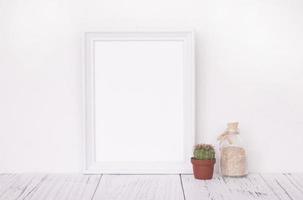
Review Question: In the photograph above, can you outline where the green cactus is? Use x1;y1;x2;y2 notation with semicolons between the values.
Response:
193;144;215;160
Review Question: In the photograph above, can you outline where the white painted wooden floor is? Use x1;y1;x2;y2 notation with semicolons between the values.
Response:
0;173;303;200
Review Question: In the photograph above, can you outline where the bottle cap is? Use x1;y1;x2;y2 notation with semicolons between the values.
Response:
227;122;239;132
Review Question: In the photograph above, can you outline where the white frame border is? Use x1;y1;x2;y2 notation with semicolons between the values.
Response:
84;30;195;174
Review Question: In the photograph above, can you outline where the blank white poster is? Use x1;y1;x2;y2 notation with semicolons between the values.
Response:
94;40;184;163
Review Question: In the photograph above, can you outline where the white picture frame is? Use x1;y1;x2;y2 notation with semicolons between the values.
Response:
84;30;195;174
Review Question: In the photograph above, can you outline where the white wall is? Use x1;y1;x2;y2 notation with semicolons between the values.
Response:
1;0;303;173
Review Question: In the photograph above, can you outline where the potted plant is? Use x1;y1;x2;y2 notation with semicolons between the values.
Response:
191;144;216;180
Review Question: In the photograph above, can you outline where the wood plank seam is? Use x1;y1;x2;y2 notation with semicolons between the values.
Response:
284;173;303;195
259;173;288;200
275;179;294;200
179;174;186;200
17;175;46;200
90;174;103;200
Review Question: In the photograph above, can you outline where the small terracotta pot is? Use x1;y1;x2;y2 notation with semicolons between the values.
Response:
191;158;216;180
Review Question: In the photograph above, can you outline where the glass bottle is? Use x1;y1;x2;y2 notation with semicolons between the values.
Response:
218;122;247;177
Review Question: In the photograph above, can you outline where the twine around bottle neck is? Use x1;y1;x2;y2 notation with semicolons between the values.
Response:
217;130;239;145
